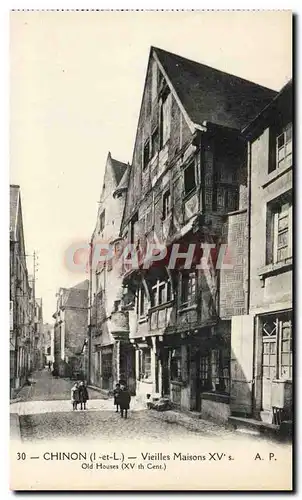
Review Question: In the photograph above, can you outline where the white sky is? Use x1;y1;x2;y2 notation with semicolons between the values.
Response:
10;11;292;323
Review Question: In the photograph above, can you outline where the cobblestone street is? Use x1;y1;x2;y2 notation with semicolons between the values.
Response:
11;369;240;443
11;370;289;447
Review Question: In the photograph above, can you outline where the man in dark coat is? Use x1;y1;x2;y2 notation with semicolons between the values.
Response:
78;381;89;410
119;384;131;419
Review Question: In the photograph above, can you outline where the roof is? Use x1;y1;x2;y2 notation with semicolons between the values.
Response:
242;79;292;138
10;185;20;240
113;164;130;197
110;157;128;185
63;280;89;309
154;47;277;131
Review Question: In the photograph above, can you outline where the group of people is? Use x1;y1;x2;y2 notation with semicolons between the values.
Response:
71;380;89;410
71;380;131;417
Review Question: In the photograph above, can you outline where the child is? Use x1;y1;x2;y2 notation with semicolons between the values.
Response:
119;383;131;419
71;382;79;411
78;380;89;410
113;383;121;413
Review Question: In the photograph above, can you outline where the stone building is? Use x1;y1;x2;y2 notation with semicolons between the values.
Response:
119;46;276;422
88;152;135;394
230;80;292;428
10;185;36;395
43;323;54;364
53;280;89;378
33;298;45;370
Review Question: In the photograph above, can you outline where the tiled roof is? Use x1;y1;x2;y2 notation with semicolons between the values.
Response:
154;47;277;131
113;164;130;196
111;158;128;185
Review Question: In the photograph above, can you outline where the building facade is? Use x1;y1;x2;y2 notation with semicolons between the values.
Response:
10;185;36;395
231;80;293;426
88;153;135;394
43;323;55;364
53;280;89;378
119;47;277;422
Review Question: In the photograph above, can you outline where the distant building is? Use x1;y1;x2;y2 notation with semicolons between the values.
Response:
43;323;54;364
33;298;45;370
53;280;89;378
10;185;36;395
88;153;135;393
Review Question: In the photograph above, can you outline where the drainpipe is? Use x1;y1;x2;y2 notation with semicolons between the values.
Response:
246;138;255;416
88;239;93;385
246;140;252;315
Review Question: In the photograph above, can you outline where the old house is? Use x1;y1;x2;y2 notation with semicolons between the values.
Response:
10;185;35;395
119;47;277;422
230;80;292;429
88;153;135;393
53;279;89;378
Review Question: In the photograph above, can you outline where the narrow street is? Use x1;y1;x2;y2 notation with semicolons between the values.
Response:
11;369;240;443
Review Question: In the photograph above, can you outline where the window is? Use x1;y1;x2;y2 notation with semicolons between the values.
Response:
160;90;171;147
162;189;171;220
266;192;292;264
140;348;151;379
269;122;292;174
200;354;210;390
180;270;197;306
277;123;292;170
130;212;139;244
151;279;172;307
137;286;147;318
211;349;230;393
184;161;196;196
171;348;182;381
262;312;292;381
143;139;150;170
151;127;159;158
99;210;105;233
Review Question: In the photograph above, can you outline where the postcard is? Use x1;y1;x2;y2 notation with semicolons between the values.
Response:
10;10;293;491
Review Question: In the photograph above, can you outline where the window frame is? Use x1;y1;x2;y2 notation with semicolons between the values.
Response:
183;161;197;197
179;269;197;307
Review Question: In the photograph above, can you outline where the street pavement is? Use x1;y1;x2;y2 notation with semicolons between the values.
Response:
10;369;284;445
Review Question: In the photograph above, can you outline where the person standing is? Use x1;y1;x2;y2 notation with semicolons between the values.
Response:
113;383;121;413
71;382;79;411
78;380;89;410
119;383;131;419
48;360;52;371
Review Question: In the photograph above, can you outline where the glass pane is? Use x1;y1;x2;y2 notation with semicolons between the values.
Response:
263;343;270;354
278;158;285;169
270;343;277;354
269;354;276;366
277;133;285;148
278;215;288;231
277;247;288;261
263;366;269;377
286;140;292;155
269;366;276;379
286;123;292;141
281;354;290;366
281;366;290;379
278;146;285;160
263;354;269;366
281;340;290;352
278;231;288;247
